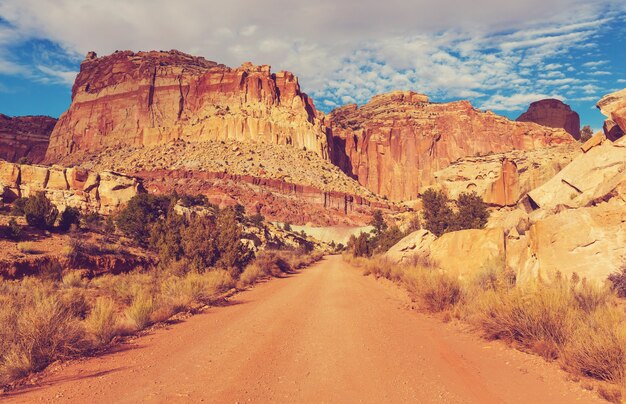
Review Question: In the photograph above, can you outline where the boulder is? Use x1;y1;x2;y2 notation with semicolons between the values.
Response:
516;99;581;139
527;136;626;210
581;132;605;153
19;164;49;197
47;166;69;191
428;228;505;278
384;229;436;264
97;171;141;214
597;88;626;141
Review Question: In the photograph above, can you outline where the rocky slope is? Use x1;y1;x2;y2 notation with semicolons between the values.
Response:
59;140;392;226
597;88;626;141
516;99;580;140
0;114;56;163
44;50;330;162
329;91;573;201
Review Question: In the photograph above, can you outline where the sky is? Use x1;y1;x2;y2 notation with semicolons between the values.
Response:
0;0;625;132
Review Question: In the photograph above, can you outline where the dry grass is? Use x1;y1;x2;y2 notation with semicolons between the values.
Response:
17;242;39;254
84;297;119;346
348;254;626;388
125;292;154;331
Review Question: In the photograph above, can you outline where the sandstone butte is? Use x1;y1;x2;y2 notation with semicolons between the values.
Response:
328;90;574;201
516;98;580;140
597;88;626;141
44;50;330;163
0;114;57;163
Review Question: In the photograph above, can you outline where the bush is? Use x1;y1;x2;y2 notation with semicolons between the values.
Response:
403;267;462;312
215;207;251;271
180;216;218;272
17;242;39;254
369;210;387;237
24;192;58;230
58;207;81;232
10;197;28;216
421;189;454;237
85;297;119;346
125;292;154;331
283;222;292;231
608;268;626;298
250;213;265;227
455;192;489;231
116;194;171;243
580;125;593;143
352;232;372;257
2;218;22;240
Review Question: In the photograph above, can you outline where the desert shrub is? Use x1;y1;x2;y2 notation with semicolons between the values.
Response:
24;192;58;230
85;297;119;346
180;216;218;272
215;207;251;272
608;268;626;298
238;263;264;287
406;214;421;233
116;193;172;243
61;271;85;289
39;260;64;282
149;213;185;265
283;222;292;231
369;210;387;237
178;194;209;208
351;232;372;257
403;267;463;312
250;213;265;226
10;197;28;216
17;242;39;254
421;189;454;237
580;125;593;143
454;192;489;231
562;307;626;383
374;225;405;253
1;218;22;240
59;288;90;319
58;207;81;232
125;292;154;331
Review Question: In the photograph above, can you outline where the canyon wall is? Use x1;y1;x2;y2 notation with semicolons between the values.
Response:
45;50;329;162
329;91;573;201
0;114;56;163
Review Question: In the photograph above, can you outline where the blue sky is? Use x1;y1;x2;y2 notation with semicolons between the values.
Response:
0;0;625;132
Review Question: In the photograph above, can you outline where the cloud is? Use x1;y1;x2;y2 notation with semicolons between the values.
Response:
582;60;607;67
480;93;563;111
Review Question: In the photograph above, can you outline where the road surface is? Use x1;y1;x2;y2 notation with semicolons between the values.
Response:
4;255;600;403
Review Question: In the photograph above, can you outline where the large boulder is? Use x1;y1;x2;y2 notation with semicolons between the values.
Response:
384;229;436;264
97;171;142;214
428;228;505;278
597;88;626;141
19;164;49;197
0;161;21;199
516;99;581;139
527;136;626;210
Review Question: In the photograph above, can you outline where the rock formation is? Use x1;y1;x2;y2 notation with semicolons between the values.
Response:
0;161;141;214
329;91;573;201
597;88;626;141
45;50;329;163
516;99;580;140
0;114;56;163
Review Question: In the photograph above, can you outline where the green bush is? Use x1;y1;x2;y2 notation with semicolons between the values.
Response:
3;218;22;240
181;216;218;271
215;207;251;271
116;194;172;243
421;189;489;236
454;192;489;231
10;197;28;216
283;222;292;232
250;213;265;226
24;192;58;230
58;207;81;232
369;210;387;237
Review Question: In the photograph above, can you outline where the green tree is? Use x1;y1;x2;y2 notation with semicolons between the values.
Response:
215;207;250;271
149;213;186;265
580;125;593;142
58;207;81;232
116;194;171;243
283;222;292;232
24;192;58;229
369;210;387;236
375;225;405;253
454;192;489;231
181;216;218;272
10;197;28;216
421;189;454;237
353;232;372;257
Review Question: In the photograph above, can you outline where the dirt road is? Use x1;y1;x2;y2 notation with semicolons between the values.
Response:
4;256;600;403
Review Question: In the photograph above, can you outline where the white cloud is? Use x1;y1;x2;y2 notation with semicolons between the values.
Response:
481;93;563;111
582;60;607;67
588;70;611;75
618;79;626;83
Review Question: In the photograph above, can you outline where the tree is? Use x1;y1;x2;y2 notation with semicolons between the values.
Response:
181;216;219;272
24;192;58;229
149;213;186;265
369;210;387;236
580;125;593;142
454;192;489;231
353;232;372;257
116;194;171;243
58;207;81;232
250;213;265;227
10;197;28;216
375;225;405;253
421;189;454;237
283;222;292;232
215;207;251;271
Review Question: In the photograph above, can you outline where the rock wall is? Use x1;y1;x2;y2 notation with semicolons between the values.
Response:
45;50;330;163
597;88;626;141
0;114;56;163
329;91;573;201
0;160;141;214
516;99;580;140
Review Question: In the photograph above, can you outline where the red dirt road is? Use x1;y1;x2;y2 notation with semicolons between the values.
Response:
4;256;601;403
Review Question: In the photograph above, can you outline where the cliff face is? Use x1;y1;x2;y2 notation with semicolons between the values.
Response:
329;91;574;201
45;50;329;162
0;114;56;163
516;99;580;140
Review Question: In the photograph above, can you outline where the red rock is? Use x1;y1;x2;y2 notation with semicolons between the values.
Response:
516;99;580;139
484;158;520;206
0;114;56;163
329;91;573;201
45;50;329;163
597;89;626;141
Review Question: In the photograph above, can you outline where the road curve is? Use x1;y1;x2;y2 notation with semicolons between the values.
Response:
4;255;600;403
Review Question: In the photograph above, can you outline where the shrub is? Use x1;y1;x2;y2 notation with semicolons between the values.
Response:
10;197;28;216
116;194;171;243
58;207;81;232
351;232;372;257
421;189;454;236
61;271;84;289
3;218;22;240
369;210;387;237
454;192;489;231
250;213;265;227
215;207;251;271
608;268;626;298
149;213;185;265
24;192;58;230
85;297;119;346
374;225;405;253
403;267;463;312
180;216;218;272
125;292;154;331
17;242;39;254
580;125;593;143
283;222;292;231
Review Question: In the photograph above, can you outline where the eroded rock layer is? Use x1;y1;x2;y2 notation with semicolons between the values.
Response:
45;50;329;162
329;91;573;201
516;99;580;139
0;114;56;163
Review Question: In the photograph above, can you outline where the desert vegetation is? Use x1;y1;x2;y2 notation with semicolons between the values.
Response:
0;192;324;388
347;254;626;399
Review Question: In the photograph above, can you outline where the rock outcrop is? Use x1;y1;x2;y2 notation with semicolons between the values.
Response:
45;50;329;163
0;160;141;214
0;114;56;163
597;88;626;141
329;91;573;201
516;99;580;140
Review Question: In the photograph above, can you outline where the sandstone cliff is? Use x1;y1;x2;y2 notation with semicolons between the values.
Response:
597;88;626;141
516;99;580;140
0;160;141;214
329;91;574;201
45;50;329;162
0;114;56;163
